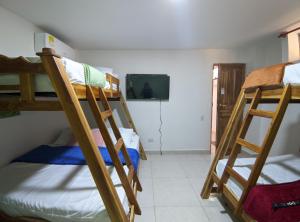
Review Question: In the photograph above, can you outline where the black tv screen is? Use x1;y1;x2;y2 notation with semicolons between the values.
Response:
126;74;170;100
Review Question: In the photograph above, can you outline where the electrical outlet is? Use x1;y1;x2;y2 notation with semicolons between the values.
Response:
148;138;154;143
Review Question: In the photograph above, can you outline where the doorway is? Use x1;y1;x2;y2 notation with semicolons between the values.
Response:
210;63;245;155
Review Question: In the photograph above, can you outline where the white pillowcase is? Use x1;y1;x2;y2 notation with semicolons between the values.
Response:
51;128;73;146
50;127;137;148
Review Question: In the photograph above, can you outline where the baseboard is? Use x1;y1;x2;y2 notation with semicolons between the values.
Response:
146;149;210;155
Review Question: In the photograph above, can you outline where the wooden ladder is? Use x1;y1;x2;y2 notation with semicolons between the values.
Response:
119;92;147;160
217;85;291;215
86;86;142;215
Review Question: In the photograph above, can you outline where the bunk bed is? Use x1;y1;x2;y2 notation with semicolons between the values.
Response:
0;48;146;222
201;62;300;222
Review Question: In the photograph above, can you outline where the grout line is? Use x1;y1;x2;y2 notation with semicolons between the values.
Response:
150;154;157;222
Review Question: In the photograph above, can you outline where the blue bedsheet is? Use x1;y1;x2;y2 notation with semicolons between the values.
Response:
13;145;140;171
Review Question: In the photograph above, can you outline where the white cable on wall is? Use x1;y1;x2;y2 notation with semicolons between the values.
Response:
159;99;163;155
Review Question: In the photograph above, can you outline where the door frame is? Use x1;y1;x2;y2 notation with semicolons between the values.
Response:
209;64;220;155
209;63;245;154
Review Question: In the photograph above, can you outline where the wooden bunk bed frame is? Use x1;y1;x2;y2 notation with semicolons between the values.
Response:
0;48;146;222
201;81;300;222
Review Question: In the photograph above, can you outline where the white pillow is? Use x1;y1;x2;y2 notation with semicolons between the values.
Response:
51;128;73;146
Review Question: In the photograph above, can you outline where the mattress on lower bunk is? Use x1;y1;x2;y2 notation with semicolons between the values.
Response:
0;57;117;92
216;153;300;198
0;162;128;222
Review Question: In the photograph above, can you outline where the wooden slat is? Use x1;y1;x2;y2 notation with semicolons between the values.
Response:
0;55;45;73
129;181;138;221
0;101;62;111
241;211;256;222
129;205;135;222
101;110;112;120
245;85;300;102
223;185;239;209
236;138;261;153
225;166;247;187
127;166;135;185
0;85;20;90
249;109;274;118
212;172;220;185
73;84;120;100
134;181;138;196
19;72;35;103
115;138;124;153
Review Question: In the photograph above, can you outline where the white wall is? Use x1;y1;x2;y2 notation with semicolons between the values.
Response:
241;35;300;155
0;6;69;167
1;3;297;162
78;49;249;152
281;21;300;62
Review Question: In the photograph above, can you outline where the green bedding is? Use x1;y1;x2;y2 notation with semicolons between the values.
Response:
83;64;106;88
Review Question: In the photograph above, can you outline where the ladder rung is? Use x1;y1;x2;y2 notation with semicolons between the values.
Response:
101;110;112;120
236;138;261;153
226;166;247;187
115;138;124;152
249;109;274;118
128;166;135;185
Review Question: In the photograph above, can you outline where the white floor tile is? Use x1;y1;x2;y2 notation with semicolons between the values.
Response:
181;161;210;178
177;153;211;162
152;162;186;178
140;159;152;169
156;206;209;222
189;177;205;194
135;207;156;222
136;154;237;222
153;178;200;206
150;154;180;164
139;165;152;179
138;178;154;207
204;206;234;222
189;177;224;207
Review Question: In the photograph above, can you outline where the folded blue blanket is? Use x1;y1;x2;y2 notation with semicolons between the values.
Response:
13;145;140;171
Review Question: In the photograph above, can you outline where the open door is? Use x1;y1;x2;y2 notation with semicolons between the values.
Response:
210;64;245;155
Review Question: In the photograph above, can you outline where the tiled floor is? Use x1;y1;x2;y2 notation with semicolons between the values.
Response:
135;153;236;222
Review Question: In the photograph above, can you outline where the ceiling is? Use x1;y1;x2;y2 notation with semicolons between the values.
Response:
1;0;300;50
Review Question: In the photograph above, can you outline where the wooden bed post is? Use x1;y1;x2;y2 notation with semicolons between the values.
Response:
119;92;147;160
201;89;246;198
38;48;128;222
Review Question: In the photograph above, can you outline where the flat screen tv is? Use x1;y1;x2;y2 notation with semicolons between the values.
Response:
126;74;170;100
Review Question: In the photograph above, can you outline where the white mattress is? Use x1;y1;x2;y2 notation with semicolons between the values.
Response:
283;63;300;85
216;153;300;198
0;163;129;222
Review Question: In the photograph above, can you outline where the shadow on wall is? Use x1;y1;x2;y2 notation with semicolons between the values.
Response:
282;113;300;154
